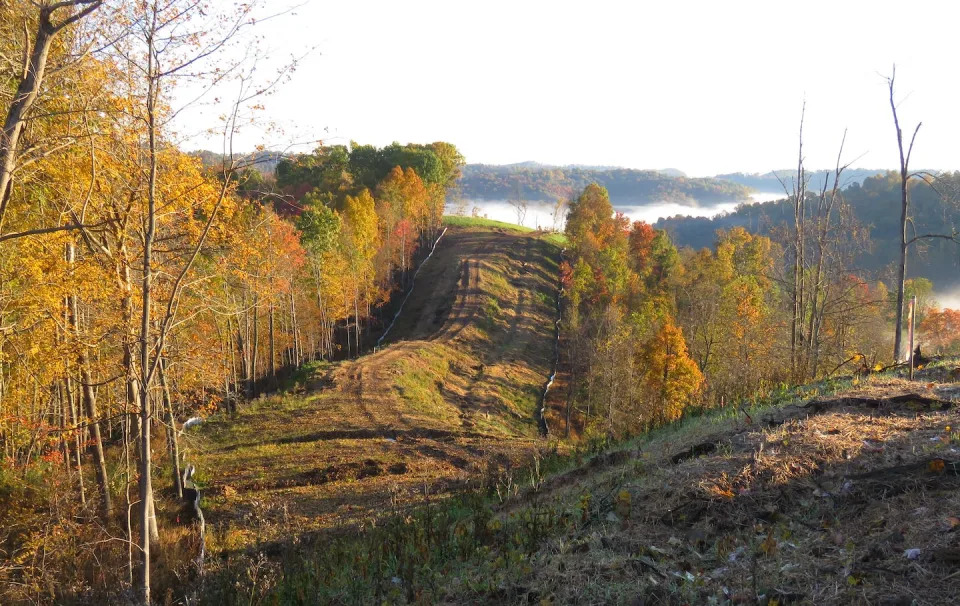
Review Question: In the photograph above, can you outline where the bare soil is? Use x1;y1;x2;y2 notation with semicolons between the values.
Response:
195;226;566;540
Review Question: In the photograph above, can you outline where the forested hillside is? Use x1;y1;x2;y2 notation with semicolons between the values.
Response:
460;163;752;205
658;171;960;287
714;168;889;192
556;183;892;439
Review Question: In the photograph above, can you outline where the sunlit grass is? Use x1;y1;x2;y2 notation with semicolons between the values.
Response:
393;345;465;424
443;215;534;231
443;216;569;249
541;231;568;247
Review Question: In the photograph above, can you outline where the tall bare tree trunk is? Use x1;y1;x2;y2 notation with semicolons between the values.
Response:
236;314;252;397
228;316;239;400
252;293;259;390
65;379;88;507
292;292;303;365
269;304;276;380
341;291;351;358
353;286;361;358
790;105;806;380
58;381;79;496
888;67;921;362
78;357;111;516
805;136;846;379
894;201;908;362
138;19;159;604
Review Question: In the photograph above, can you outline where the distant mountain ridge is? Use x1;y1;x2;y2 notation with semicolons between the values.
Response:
714;168;893;193
190;149;287;175
460;163;749;206
657;170;960;288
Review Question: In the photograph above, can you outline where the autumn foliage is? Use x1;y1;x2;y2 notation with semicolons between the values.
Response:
563;184;702;435
561;180;896;436
921;308;960;353
638;321;703;422
0;2;464;598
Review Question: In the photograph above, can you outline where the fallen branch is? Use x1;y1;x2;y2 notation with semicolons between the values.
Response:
802;393;953;415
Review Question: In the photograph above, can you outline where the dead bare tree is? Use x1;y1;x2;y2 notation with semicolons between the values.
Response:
509;180;528;226
775;102;807;380
889;66;923;362
884;67;960;362
804;136;845;376
551;197;568;233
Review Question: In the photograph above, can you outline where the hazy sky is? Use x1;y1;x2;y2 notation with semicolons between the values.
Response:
182;0;960;176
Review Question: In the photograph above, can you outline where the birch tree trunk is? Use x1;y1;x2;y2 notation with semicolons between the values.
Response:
269;304;276;380
138;17;159;603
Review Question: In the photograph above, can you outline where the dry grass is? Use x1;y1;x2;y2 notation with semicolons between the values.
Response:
445;370;960;605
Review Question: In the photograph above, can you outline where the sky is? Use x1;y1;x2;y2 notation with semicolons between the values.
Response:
179;0;960;177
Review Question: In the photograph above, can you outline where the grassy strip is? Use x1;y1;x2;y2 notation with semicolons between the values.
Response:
540;232;568;247
442;215;569;247
443;215;535;231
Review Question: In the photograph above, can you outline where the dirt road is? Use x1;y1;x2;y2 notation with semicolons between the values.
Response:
198;225;564;535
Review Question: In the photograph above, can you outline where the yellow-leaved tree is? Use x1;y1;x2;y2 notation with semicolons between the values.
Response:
638;320;703;423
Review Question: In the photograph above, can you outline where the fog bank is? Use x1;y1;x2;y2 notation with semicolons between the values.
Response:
453;192;780;230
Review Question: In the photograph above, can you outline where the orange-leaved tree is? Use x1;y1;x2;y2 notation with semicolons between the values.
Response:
920;308;960;354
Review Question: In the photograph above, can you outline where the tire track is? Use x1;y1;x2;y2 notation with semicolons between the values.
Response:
503;237;532;347
439;234;493;341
